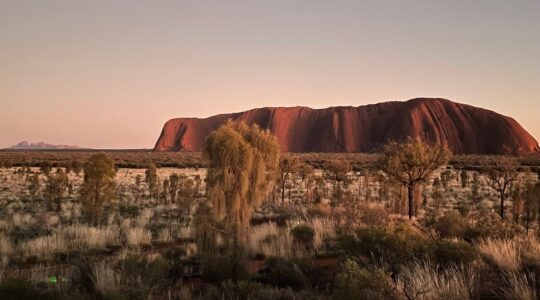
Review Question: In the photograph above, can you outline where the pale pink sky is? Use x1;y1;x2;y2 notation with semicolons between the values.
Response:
1;1;539;149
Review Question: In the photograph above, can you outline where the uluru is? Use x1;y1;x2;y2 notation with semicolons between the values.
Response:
154;98;540;155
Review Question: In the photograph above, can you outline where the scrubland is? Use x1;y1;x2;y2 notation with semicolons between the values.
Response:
0;153;539;299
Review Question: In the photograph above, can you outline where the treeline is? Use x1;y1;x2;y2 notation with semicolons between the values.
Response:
1;150;540;171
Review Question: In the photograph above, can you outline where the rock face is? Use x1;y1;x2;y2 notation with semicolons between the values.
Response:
154;98;539;155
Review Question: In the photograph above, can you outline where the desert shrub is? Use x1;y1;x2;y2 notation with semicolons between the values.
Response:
360;206;389;227
340;224;434;268
334;258;397;300
202;255;249;283
434;211;468;239
202;280;321;300
256;257;312;289
434;240;477;266
291;224;315;247
464;212;525;241
117;205;140;219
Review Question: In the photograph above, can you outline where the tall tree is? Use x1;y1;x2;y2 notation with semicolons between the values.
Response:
379;137;450;220
484;156;520;219
52;168;69;212
200;120;280;257
278;157;300;203
40;161;52;176
27;174;40;201
169;174;179;203
79;153;116;226
323;159;352;211
145;163;158;200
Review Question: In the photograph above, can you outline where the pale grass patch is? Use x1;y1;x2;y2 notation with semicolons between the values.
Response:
312;218;336;251
92;260;121;294
60;224;121;250
20;234;67;259
136;208;152;227
0;234;14;258
177;226;192;239
398;261;475;300
158;228;172;243
246;223;294;257
12;213;35;227
126;227;152;247
477;238;521;272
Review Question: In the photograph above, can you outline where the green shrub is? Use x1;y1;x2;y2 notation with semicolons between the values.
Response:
435;211;468;239
347;225;434;268
464;212;525;241
202;280;321;300
334;259;397;300
291;224;315;246
434;240;477;266
118;205;140;219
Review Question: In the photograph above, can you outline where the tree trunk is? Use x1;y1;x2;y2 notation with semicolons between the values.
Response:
408;185;414;220
500;191;505;219
281;181;286;203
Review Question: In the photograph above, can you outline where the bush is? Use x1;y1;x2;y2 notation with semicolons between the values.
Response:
291;224;315;246
360;206;389;227
434;240;477;266
256;257;311;289
118;205;140;219
464;212;525;241
344;225;434;268
435;211;468;239
334;259;397;299
202;280;321;300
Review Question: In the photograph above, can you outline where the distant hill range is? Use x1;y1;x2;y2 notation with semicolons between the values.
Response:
154;98;540;155
6;141;85;150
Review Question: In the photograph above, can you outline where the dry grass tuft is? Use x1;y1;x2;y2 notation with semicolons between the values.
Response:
477;238;521;272
398;261;475;300
126;227;152;247
92;260;121;294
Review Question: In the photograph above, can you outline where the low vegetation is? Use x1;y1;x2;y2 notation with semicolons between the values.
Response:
0;122;539;299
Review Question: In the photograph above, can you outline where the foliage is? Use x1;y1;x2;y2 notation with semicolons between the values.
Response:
79;153;116;225
201;120;280;253
379;137;450;219
334;258;397;300
483;156;520;218
291;224;315;248
434;211;469;239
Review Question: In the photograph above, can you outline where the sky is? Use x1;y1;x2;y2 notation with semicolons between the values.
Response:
1;0;539;149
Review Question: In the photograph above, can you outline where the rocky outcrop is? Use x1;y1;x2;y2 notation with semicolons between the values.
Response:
154;98;539;155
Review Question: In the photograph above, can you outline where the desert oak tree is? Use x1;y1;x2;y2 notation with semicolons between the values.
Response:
380;137;450;220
